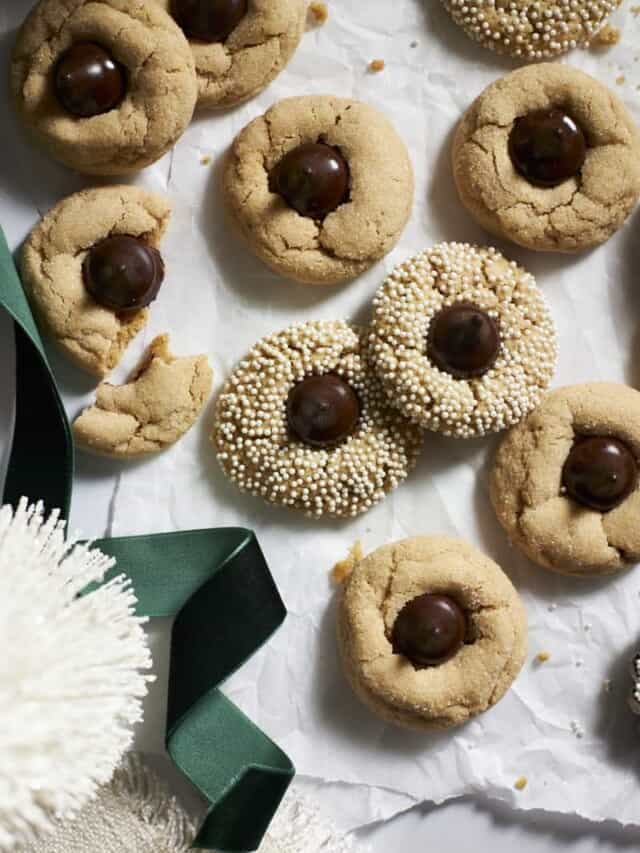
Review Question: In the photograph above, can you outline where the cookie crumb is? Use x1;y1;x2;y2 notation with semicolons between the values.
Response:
514;776;528;791
592;24;620;48
570;720;585;739
309;2;328;25
535;651;551;664
200;155;212;166
616;74;626;86
368;59;386;73
332;541;364;584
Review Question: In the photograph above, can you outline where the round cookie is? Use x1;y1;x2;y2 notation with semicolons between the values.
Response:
212;320;424;518
11;0;198;175
452;64;640;253
73;334;212;457
20;186;171;377
337;536;528;730
440;0;621;60
491;383;640;577
156;0;306;110
369;243;557;439
223;96;414;285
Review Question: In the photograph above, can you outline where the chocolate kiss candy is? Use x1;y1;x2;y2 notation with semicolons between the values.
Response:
508;108;587;188
562;435;638;512
428;303;500;379
54;42;126;118
270;142;351;219
171;0;248;42
83;235;165;312
287;374;360;448
391;593;467;668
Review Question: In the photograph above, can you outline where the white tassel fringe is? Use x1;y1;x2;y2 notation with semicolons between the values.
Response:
0;500;153;851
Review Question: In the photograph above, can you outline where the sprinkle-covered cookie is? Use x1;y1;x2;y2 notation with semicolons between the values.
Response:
157;0;306;109
11;0;197;175
223;96;414;285
73;334;213;457
369;243;557;439
452;64;640;253
20;186;171;377
441;0;621;60
337;536;528;730
212;321;423;518
491;383;640;576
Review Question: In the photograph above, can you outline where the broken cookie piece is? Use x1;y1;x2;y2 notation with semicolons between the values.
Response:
73;334;213;458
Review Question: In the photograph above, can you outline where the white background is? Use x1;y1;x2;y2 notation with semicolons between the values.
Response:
3;0;640;850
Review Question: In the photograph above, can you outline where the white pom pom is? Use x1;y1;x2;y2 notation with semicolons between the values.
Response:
0;500;152;851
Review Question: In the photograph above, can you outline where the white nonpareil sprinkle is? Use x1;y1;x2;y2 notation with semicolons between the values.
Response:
0;500;152;852
213;321;423;518
441;0;621;60
369;243;557;438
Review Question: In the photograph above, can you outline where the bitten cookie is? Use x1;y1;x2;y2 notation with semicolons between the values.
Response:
157;0;306;109
73;334;212;457
441;1;621;60
337;536;527;730
212;320;423;518
369;243;557;438
20;186;171;377
452;64;640;253
224;96;414;285
11;0;197;175
491;383;640;577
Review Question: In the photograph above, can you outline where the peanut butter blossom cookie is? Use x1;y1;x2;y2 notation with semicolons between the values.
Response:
73;334;213;457
21;186;171;377
223;96;414;285
452;64;640;253
212;321;423;518
441;0;621;60
491;383;640;577
156;0;306;109
337;536;527;730
369;243;557;438
11;0;197;175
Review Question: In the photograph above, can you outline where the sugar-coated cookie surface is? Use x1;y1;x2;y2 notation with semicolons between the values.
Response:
338;536;528;730
441;0;622;60
156;0;306;109
369;243;557;438
491;383;640;576
452;64;640;253
224;96;414;285
212;320;423;518
73;334;212;457
20;186;171;377
11;0;197;175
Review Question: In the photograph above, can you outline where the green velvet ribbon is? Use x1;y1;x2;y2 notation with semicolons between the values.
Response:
0;227;294;851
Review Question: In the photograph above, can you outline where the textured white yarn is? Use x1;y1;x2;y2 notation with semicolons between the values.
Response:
258;786;369;853
23;755;195;853
0;500;153;852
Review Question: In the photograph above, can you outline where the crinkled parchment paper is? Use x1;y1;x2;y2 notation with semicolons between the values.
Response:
1;0;640;834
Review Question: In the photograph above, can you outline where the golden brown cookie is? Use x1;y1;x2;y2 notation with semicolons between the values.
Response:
156;0;306;109
452;64;640;253
369;243;557;438
212;320;423;518
441;1;621;60
73;334;212;457
337;536;528;730
491;383;640;577
223;96;414;285
20;186;171;377
11;0;197;175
